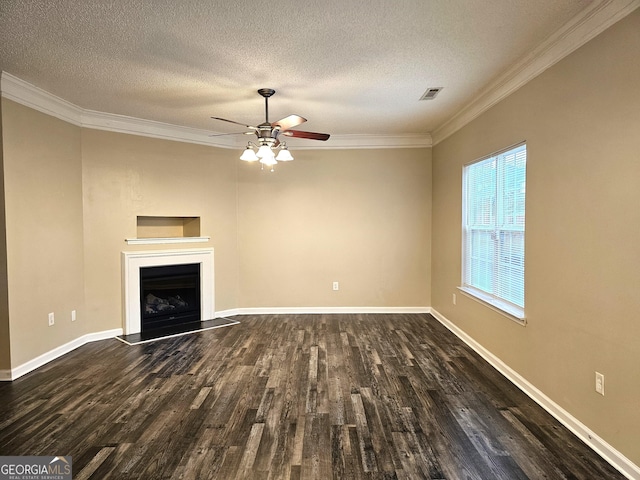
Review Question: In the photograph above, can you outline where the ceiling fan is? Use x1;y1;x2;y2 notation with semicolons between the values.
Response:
211;88;330;170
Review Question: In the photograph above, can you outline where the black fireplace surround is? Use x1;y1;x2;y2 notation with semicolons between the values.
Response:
140;263;201;332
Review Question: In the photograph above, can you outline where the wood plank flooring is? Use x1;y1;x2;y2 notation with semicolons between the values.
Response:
0;314;625;479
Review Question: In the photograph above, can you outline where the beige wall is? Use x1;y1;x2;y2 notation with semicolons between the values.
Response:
2;99;86;367
0;104;241;366
237;148;432;308
0;101;432;371
0;101;10;371
80;129;240;331
431;9;640;465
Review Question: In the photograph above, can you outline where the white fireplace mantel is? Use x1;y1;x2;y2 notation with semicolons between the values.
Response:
122;248;214;335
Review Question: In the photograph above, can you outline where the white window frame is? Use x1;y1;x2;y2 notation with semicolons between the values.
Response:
460;142;526;324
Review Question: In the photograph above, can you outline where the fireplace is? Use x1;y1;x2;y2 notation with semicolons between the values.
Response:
140;263;201;331
122;249;214;335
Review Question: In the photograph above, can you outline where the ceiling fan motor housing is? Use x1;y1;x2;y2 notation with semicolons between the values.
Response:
257;124;280;143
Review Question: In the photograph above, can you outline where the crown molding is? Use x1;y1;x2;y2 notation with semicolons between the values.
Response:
5;0;634;151
1;72;431;150
432;0;640;145
291;134;432;149
1;72;83;126
81;108;241;148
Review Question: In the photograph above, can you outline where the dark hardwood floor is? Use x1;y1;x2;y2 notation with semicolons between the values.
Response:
0;314;625;479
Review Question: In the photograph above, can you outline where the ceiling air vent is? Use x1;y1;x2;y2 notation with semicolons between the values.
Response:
419;87;443;101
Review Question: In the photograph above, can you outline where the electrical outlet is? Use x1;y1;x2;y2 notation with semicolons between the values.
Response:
71;310;76;322
452;293;457;305
48;312;55;326
595;372;605;395
332;281;339;291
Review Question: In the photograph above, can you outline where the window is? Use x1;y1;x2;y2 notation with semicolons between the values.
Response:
461;143;526;321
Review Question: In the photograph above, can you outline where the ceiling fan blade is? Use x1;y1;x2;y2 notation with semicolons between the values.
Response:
282;130;330;141
211;117;257;130
208;131;253;137
272;114;306;131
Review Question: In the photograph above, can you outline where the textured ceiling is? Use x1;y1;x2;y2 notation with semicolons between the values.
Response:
0;0;602;140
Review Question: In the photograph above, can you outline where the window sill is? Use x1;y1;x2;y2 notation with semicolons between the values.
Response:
457;286;526;326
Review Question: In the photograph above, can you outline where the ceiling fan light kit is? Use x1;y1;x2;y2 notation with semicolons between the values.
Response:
211;88;330;172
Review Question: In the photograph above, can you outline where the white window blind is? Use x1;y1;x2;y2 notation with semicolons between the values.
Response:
462;143;526;316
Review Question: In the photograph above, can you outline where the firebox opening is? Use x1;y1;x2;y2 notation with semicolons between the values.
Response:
140;263;201;332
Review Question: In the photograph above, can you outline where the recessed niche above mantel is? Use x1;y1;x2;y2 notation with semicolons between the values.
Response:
125;216;210;245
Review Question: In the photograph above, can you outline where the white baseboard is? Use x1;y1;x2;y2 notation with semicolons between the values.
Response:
1;328;123;382
216;306;430;317
429;308;640;480
215;308;243;318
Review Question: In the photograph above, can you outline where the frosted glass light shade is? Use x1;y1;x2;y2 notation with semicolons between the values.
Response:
256;145;272;158
240;147;259;161
276;148;294;161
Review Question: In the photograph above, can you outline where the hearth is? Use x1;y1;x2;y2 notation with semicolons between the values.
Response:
140;263;201;331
